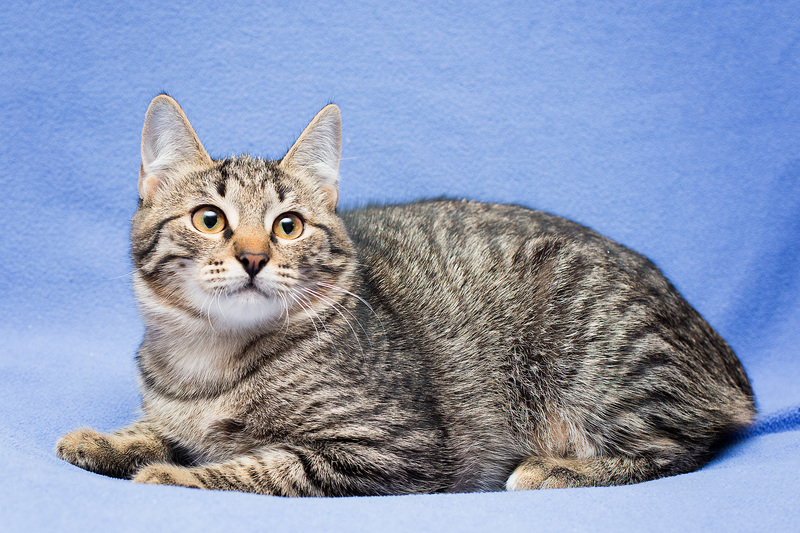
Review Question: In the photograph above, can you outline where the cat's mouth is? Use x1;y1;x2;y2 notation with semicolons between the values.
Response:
227;280;280;301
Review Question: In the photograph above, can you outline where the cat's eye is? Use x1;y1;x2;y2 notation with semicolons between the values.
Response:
273;213;304;240
192;206;227;234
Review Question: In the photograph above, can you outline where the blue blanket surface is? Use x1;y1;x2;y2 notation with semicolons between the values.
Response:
1;1;798;531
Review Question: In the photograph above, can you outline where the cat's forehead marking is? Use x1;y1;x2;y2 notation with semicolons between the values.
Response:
211;156;300;225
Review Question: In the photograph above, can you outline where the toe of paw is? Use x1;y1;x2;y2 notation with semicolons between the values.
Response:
56;429;98;461
133;465;201;489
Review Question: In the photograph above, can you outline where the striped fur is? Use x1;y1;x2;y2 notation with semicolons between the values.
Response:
56;96;755;495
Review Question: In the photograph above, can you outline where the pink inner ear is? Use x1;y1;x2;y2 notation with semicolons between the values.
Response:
139;174;161;200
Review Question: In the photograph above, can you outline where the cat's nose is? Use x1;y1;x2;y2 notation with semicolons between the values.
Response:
237;252;268;279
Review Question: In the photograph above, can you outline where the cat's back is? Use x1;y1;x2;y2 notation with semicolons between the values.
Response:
340;199;572;341
340;198;648;309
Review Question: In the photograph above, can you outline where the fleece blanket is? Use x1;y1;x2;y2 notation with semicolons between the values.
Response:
1;1;798;531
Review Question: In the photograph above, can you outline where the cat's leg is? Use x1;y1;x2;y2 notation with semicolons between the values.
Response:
132;444;407;496
56;420;172;479
506;455;664;490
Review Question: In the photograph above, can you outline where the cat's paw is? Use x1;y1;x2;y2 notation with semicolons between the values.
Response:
506;457;586;490
56;428;127;477
132;463;204;489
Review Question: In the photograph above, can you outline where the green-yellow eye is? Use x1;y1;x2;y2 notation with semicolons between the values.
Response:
273;213;304;240
192;206;226;234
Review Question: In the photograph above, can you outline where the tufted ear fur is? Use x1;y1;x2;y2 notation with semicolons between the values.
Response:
279;104;342;210
139;95;213;201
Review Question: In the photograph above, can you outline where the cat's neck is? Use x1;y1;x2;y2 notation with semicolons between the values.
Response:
136;306;282;399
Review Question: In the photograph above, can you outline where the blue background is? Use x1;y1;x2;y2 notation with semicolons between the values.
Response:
1;1;799;531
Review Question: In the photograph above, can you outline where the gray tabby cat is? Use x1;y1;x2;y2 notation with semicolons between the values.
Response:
56;95;755;495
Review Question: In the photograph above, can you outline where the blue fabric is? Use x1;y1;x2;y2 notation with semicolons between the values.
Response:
2;1;799;530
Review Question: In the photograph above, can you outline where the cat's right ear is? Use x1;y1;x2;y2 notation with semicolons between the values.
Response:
139;95;212;202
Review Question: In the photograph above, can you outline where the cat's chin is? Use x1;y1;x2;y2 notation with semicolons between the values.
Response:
203;287;286;331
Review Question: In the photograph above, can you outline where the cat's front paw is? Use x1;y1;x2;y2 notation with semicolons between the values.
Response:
132;463;204;489
56;428;128;478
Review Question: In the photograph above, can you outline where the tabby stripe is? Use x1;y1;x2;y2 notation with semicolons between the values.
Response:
619;346;674;388
145;253;193;275
308;221;332;235
319;436;383;447
223;465;250;492
203;468;228;490
255;458;280;494
247;465;268;492
193;470;210;487
648;414;699;444
273;178;289;203
307;222;349;257
284;464;309;496
134;215;182;263
214;467;244;492
314;446;367;479
218;159;250;189
316;263;340;275
294;450;321;490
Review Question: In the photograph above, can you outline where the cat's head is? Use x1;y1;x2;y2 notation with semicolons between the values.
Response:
131;95;355;333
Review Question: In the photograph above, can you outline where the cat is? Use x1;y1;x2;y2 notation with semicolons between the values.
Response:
56;95;756;495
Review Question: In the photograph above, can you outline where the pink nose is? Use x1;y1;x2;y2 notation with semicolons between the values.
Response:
237;252;268;278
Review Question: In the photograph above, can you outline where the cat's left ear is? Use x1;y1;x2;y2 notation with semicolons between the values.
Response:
279;104;341;210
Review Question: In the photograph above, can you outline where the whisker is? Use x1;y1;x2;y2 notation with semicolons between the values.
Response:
199;290;218;334
294;291;339;358
278;291;292;335
316;281;387;340
289;293;322;348
214;288;228;322
299;286;366;362
303;286;373;351
106;269;137;281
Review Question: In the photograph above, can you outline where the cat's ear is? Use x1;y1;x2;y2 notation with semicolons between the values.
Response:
139;95;212;201
279;104;341;210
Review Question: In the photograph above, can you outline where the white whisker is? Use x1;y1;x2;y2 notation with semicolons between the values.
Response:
106;269;137;281
203;290;218;334
306;286;372;349
316;281;387;340
289;293;322;347
294;291;339;358
300;286;366;362
278;291;291;335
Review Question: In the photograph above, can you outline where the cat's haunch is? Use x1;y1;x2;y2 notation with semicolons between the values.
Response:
56;95;755;495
